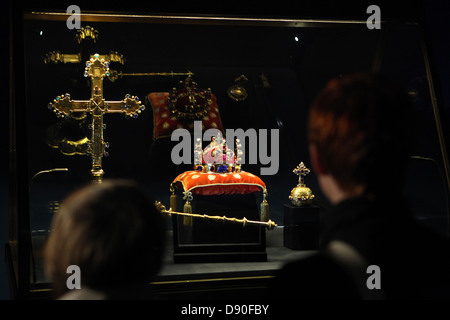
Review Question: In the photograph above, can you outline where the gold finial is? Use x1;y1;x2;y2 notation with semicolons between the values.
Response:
289;162;315;207
75;26;99;44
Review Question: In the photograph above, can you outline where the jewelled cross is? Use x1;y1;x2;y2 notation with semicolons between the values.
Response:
48;53;144;183
293;162;311;186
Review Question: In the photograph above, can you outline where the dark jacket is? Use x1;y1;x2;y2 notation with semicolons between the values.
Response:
270;195;450;299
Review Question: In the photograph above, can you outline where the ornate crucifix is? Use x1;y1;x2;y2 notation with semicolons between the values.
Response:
44;25;125;66
48;53;144;183
293;162;311;186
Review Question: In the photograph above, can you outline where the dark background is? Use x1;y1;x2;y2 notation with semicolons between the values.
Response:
2;0;450;300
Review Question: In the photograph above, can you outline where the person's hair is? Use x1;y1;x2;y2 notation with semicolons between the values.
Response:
308;73;413;195
43;179;166;297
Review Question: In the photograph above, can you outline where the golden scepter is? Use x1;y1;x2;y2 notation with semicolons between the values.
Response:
107;70;194;82
155;201;278;230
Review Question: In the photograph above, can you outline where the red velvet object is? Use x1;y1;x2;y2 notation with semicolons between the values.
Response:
172;170;266;195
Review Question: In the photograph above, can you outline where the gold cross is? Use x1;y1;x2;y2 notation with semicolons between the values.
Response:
293;162;311;185
48;53;144;183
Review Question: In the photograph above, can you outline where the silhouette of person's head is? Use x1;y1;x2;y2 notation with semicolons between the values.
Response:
308;73;413;202
43;179;166;298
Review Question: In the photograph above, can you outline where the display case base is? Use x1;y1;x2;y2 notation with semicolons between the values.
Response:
283;204;320;250
172;194;267;263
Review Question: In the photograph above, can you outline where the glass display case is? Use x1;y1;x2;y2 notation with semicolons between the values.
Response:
7;3;450;299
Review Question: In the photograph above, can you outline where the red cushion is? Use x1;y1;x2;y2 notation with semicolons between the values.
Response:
172;171;266;196
148;92;224;139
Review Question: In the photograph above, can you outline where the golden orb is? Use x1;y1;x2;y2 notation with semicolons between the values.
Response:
289;162;315;206
289;184;315;206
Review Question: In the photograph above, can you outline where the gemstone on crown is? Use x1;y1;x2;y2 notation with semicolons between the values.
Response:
193;132;242;173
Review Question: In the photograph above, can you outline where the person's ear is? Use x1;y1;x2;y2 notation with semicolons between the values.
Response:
309;144;327;175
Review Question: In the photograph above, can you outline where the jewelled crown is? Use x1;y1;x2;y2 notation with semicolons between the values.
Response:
193;132;243;173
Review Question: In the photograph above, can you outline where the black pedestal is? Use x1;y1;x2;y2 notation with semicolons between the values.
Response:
283;204;320;250
172;194;267;263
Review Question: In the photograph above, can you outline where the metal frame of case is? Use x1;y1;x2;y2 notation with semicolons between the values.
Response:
7;3;450;299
